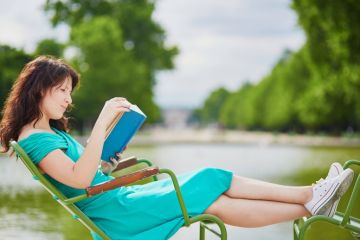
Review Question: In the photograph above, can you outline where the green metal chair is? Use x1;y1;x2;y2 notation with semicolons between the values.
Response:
293;160;360;240
10;140;227;240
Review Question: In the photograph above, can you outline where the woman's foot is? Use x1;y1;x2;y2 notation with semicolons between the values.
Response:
326;162;343;179
304;168;354;217
323;162;343;216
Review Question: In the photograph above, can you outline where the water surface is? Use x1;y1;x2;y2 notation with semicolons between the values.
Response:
0;143;359;240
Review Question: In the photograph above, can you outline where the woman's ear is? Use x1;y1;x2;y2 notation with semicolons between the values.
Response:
40;88;46;97
40;88;51;97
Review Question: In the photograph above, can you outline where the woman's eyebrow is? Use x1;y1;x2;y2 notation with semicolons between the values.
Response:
62;83;71;89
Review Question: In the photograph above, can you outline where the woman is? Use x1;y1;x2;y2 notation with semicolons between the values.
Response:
0;56;354;240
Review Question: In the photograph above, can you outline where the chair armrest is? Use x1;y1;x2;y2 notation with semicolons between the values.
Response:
112;156;138;172
86;167;159;196
344;160;360;169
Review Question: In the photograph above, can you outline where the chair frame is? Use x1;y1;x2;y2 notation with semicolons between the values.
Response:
293;160;360;240
10;140;227;240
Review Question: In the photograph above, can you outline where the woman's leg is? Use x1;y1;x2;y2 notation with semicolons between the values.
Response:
224;175;312;204
204;194;309;227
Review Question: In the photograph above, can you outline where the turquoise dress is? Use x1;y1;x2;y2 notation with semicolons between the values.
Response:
18;127;233;240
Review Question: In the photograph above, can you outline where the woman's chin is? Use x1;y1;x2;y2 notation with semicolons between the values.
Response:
52;114;64;120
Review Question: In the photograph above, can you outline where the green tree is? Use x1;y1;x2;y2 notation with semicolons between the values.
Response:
219;83;257;129
0;45;32;111
194;87;230;124
34;38;65;57
69;17;154;129
44;0;178;126
199;0;360;133
292;0;360;131
259;49;310;131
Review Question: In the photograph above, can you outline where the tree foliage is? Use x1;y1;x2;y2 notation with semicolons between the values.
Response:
0;45;33;112
193;87;230;125
69;16;159;127
196;0;360;133
44;0;179;128
34;38;65;57
292;0;360;130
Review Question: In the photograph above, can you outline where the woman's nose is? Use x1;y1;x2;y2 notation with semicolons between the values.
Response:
65;94;72;104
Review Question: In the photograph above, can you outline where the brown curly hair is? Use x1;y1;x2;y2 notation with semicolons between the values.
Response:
0;55;80;153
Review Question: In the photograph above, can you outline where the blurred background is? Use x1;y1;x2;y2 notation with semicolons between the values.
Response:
0;0;359;239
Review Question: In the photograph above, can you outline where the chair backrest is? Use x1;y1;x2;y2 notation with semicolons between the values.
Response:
10;140;109;240
10;140;67;200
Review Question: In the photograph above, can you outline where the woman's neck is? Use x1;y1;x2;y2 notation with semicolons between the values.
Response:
30;118;52;131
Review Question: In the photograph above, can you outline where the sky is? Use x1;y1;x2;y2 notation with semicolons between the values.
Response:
0;0;305;109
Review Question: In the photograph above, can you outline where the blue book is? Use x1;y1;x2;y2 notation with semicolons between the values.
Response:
101;105;146;162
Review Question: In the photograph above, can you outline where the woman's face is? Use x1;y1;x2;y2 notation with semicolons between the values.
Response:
40;77;73;120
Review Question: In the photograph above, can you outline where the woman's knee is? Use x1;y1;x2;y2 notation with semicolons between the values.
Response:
204;194;229;215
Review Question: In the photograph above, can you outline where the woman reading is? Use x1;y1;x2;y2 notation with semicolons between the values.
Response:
0;56;354;240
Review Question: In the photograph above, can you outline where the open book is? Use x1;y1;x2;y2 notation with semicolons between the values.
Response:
101;105;146;162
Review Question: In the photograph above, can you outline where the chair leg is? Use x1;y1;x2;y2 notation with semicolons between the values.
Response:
293;221;299;240
296;217;316;240
193;216;227;240
159;169;228;239
199;223;206;240
298;226;308;240
352;231;360;239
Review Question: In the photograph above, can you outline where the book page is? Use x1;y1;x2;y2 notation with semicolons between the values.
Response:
105;112;124;139
130;105;146;116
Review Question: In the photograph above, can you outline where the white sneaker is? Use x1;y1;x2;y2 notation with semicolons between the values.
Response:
326;162;343;179
305;168;354;216
323;162;343;217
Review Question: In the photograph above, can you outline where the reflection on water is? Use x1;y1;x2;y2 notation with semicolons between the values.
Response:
0;144;359;240
0;188;87;240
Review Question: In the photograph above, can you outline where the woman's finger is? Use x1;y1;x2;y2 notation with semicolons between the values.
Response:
110;157;117;166
119;101;132;108
118;103;131;109
112;97;126;101
115;98;131;105
116;106;131;112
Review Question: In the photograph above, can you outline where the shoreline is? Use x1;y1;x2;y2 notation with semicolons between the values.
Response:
75;128;360;148
1;129;359;157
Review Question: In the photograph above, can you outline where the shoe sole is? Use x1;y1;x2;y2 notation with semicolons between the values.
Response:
325;198;340;217
323;163;343;216
314;169;354;215
337;169;354;196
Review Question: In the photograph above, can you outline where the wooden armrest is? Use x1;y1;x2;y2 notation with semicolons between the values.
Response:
112;156;138;172
86;167;159;196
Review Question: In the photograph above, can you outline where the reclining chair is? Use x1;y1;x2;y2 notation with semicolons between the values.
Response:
10;140;227;240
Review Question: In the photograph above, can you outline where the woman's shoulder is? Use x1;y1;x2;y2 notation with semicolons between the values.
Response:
17;126;69;165
18;126;58;142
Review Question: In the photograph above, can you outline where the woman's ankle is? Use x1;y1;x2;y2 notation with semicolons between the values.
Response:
303;186;313;204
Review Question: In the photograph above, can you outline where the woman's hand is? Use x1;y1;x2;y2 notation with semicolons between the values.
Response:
96;97;132;129
101;152;122;176
100;146;127;175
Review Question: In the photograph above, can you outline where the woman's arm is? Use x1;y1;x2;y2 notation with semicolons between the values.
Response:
38;98;131;188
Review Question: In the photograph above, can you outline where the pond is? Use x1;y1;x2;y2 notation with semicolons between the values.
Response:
0;142;359;240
